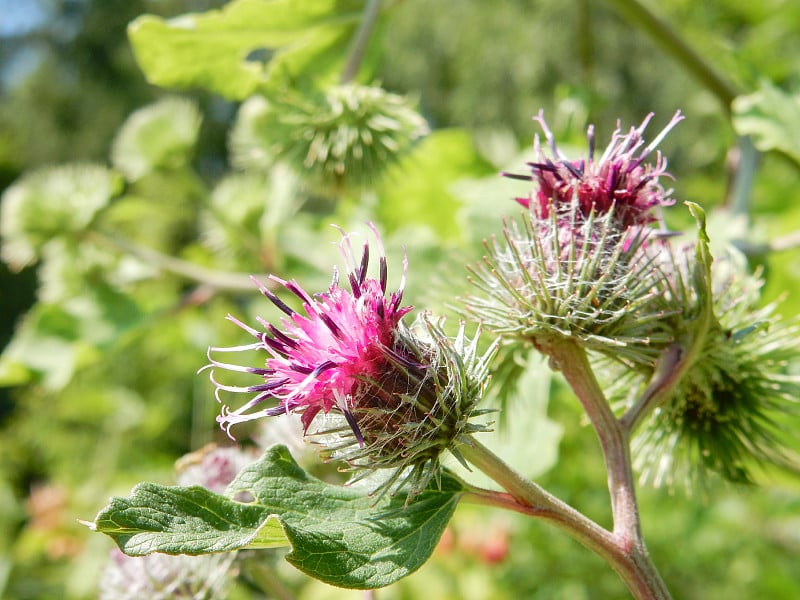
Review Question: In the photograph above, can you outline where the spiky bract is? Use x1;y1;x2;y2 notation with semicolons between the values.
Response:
314;315;497;496
466;202;673;365
230;84;428;193
632;255;800;488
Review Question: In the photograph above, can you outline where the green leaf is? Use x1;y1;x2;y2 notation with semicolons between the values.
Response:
732;81;800;165
686;202;714;322
654;202;717;403
0;282;145;389
128;0;363;99
375;129;495;241
91;445;464;589
111;97;202;181
0;304;86;389
452;148;533;244
92;483;288;554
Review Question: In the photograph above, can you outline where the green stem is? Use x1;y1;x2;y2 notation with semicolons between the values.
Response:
605;0;738;110
458;436;672;599
541;340;641;540
620;342;683;433
341;0;382;83
88;230;262;292
457;438;615;555
727;135;759;217
622;205;716;433
240;556;296;600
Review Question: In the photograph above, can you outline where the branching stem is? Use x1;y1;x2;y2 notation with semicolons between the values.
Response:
605;0;738;110
341;0;382;83
541;340;641;539
88;230;262;291
620;342;683;433
459;435;672;599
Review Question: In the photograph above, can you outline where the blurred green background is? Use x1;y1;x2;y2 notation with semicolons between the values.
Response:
1;0;800;598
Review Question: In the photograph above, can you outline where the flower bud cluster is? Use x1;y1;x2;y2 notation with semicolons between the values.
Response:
467;109;800;489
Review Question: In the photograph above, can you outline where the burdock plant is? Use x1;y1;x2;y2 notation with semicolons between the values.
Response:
87;111;800;600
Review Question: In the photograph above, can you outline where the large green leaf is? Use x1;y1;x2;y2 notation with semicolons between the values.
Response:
732;81;800;165
90;445;464;589
375;129;495;241
128;0;364;99
0;282;145;389
0;303;84;389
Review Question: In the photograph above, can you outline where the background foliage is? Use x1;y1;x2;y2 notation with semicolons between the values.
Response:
1;0;800;598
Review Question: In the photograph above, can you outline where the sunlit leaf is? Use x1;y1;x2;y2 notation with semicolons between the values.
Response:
732;81;800;165
200;173;270;261
0;284;144;389
91;445;463;589
0;304;86;389
375;129;495;241
111;97;202;181
128;0;364;99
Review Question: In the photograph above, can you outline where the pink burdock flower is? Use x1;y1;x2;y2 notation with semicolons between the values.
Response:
206;225;410;444
205;226;496;495
504;110;684;230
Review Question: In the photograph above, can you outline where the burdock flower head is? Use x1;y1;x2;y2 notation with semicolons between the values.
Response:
467;112;685;364
205;226;496;495
504;110;684;230
230;84;429;194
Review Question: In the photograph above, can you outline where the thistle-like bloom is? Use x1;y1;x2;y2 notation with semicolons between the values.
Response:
206;227;496;494
466;112;685;362
504;110;684;230
230;84;429;193
207;226;411;441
